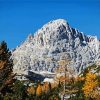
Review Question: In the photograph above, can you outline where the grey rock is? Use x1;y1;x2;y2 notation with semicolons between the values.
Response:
12;19;100;75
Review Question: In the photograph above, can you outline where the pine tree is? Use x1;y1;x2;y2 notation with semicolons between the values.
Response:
0;41;14;94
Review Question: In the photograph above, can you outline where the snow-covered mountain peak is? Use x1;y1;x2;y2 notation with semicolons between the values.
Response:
34;19;70;36
43;19;69;28
12;19;100;76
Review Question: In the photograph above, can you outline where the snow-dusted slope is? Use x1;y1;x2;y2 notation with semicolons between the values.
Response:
12;19;100;75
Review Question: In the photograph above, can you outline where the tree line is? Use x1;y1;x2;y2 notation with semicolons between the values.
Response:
0;41;100;100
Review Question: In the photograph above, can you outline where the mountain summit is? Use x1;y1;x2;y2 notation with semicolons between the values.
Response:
12;19;100;75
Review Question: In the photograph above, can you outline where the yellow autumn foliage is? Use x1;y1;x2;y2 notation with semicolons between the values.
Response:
0;61;6;69
76;76;85;81
36;84;42;96
91;89;100;100
27;86;35;95
82;72;98;99
51;82;57;89
42;82;49;93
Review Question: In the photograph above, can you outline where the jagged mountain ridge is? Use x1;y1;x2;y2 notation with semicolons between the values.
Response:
12;19;100;75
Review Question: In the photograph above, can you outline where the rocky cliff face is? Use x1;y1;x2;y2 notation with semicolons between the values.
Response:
12;19;100;75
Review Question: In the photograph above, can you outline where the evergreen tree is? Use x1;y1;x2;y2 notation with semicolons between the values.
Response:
0;41;14;94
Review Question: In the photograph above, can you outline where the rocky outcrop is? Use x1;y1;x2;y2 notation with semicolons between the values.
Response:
12;19;100;75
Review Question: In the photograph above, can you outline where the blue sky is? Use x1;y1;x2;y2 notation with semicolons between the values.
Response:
0;0;100;49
